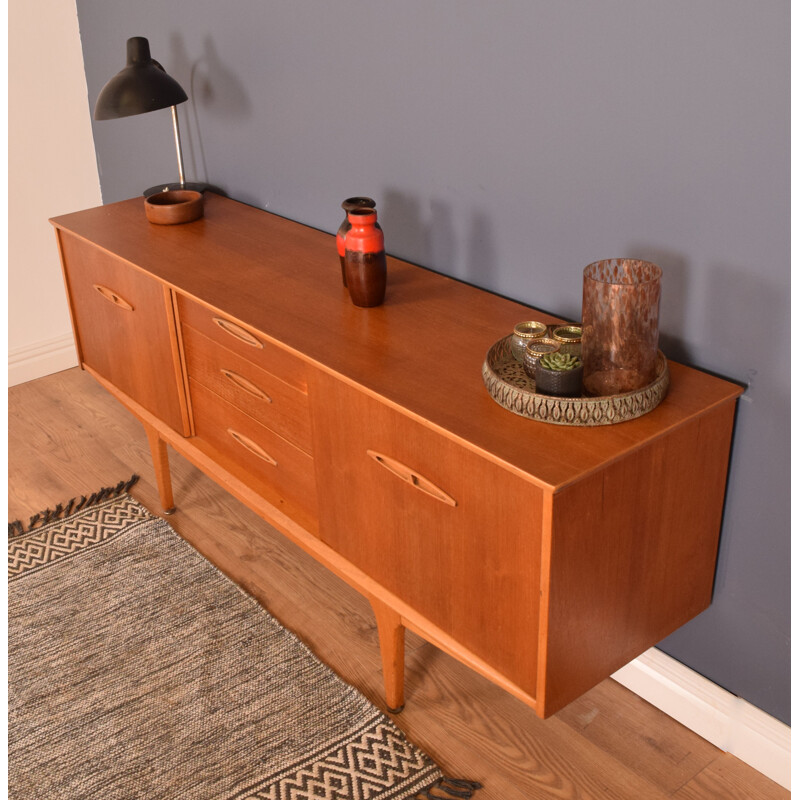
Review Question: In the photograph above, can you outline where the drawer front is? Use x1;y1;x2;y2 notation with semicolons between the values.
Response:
310;371;543;695
183;326;312;453
177;295;306;392
190;379;318;534
57;231;187;434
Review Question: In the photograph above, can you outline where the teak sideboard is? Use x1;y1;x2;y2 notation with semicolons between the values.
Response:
51;193;742;718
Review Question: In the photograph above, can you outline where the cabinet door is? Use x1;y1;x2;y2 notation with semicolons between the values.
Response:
310;370;543;696
57;231;187;434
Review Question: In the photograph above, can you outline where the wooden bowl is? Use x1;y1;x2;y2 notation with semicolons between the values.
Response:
144;190;204;225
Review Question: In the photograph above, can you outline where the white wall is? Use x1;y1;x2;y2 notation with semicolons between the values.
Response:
9;0;102;385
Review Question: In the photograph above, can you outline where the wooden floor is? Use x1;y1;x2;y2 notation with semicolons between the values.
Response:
9;368;789;800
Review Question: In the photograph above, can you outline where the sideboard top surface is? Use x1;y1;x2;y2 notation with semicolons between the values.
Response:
51;193;742;491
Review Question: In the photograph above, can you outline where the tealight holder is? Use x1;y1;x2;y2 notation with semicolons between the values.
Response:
551;324;583;357
523;338;561;380
510;321;548;362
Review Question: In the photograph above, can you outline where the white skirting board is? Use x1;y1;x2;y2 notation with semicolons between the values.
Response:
612;648;790;790
9;334;79;387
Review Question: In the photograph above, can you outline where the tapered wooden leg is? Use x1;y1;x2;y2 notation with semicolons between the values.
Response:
143;422;176;514
370;597;406;713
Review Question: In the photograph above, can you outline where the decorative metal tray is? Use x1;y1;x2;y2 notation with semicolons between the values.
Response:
482;335;670;426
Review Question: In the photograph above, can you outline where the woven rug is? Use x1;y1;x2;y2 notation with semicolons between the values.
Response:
8;479;480;800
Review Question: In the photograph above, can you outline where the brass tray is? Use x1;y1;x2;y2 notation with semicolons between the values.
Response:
482;336;670;426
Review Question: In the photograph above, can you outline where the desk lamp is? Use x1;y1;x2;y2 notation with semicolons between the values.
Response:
94;36;208;197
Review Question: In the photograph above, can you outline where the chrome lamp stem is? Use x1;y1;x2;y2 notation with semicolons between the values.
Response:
170;105;186;188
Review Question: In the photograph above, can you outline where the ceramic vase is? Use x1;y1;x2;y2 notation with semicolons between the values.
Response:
344;208;387;307
337;197;377;287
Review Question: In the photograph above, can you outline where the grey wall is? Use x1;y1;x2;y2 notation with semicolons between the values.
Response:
75;1;790;723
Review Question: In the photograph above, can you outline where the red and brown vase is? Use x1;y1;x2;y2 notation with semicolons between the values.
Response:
344;207;387;307
337;197;377;287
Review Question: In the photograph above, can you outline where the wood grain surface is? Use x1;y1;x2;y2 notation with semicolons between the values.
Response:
181;325;312;453
539;403;738;715
310;367;542;697
51;194;742;492
55;229;188;435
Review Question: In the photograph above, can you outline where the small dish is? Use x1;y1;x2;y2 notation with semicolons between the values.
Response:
144;190;204;225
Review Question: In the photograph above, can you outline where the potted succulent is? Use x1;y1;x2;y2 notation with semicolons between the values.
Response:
534;352;584;397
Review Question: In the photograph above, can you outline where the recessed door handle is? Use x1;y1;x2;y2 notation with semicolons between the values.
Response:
220;369;272;403
228;429;278;466
93;284;134;311
213;317;263;349
367;450;457;507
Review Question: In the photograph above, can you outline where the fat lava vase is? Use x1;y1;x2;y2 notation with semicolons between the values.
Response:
344;207;387;307
337;197;377;287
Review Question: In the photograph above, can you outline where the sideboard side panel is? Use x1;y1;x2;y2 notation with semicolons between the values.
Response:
54;228;85;367
540;400;738;716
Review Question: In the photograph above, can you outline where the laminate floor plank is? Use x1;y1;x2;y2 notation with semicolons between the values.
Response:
672;754;789;800
556;679;719;793
8;368;788;800
401;644;675;800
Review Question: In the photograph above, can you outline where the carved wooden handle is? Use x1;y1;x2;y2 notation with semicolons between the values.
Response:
213;317;263;349
228;429;277;466
367;450;457;507
220;369;272;403
93;284;134;311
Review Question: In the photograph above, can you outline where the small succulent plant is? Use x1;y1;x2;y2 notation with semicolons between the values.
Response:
538;352;582;372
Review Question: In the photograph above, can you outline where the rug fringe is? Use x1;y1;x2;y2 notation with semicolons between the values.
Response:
8;475;140;537
414;778;483;799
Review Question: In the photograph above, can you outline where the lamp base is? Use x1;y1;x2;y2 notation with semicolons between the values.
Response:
143;181;225;197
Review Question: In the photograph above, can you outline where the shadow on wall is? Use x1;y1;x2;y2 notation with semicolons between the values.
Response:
628;245;691;365
663;262;788;645
465;210;496;292
704;260;786;388
380;191;498;292
380;190;431;268
429;199;456;276
168;33;251;195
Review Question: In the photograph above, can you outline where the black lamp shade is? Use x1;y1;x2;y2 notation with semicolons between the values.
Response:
94;37;188;120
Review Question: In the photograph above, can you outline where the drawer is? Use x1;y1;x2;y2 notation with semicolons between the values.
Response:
177;295;306;392
57;231;188;434
309;370;543;696
182;326;312;453
190;379;318;534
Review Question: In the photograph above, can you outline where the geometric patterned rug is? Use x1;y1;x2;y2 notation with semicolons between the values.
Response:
8;481;481;800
